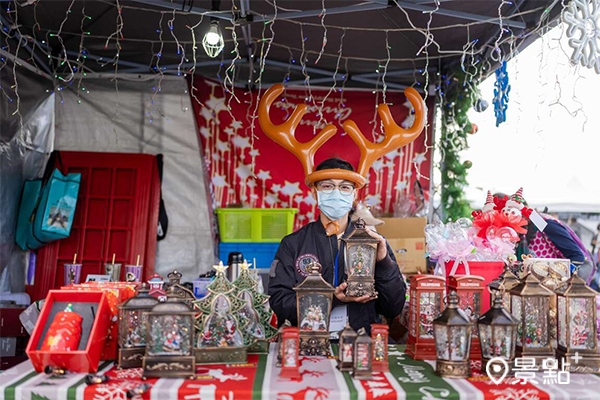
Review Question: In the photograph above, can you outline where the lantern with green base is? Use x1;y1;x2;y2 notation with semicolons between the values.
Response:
194;262;247;364
232;260;277;353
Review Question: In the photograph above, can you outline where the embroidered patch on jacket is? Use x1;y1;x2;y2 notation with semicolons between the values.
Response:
295;254;319;277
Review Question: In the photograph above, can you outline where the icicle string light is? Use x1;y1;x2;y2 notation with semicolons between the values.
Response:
316;27;345;131
313;0;328;65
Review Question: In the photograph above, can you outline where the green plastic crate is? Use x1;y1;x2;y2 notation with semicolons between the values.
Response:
216;208;298;242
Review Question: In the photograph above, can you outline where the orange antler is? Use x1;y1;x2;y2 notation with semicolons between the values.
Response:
258;83;337;177
343;87;427;177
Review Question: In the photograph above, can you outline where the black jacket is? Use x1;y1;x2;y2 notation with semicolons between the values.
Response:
268;218;406;334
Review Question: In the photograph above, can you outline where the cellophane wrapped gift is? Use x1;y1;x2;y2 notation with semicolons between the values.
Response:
61;282;137;360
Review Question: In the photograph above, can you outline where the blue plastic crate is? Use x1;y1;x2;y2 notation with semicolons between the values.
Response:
218;242;280;269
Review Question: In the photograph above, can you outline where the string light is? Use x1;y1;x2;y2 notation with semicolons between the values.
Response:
313;0;328;65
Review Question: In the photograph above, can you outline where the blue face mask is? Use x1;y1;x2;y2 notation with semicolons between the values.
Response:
317;190;354;221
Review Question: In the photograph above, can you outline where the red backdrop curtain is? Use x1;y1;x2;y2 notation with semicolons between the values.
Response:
191;77;434;229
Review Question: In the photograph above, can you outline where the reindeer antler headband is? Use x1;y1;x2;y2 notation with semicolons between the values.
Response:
258;84;427;188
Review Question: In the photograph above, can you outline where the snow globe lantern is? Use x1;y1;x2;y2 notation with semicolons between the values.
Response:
143;286;196;378
477;291;518;375
117;283;159;368
276;320;292;367
279;326;301;379
341;218;378;298
447;275;485;359
293;261;335;356
371;323;389;372
432;291;473;379
337;322;357;371
353;327;373;379
556;271;600;373
165;270;197;309
406;274;446;360
509;273;554;363
488;265;520;313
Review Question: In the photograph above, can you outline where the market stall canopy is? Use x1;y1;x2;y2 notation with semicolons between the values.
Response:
0;0;564;91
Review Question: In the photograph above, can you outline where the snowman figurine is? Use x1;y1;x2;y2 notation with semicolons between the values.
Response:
502;187;526;223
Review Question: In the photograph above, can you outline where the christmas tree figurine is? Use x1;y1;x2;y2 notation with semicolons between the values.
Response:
193;262;248;364
232;260;277;353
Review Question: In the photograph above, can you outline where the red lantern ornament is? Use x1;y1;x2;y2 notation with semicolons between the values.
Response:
279;327;301;380
40;303;83;352
447;275;485;359
406;275;446;360
371;323;389;372
470;123;478;134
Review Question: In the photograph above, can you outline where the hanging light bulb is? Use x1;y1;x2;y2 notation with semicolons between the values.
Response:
202;20;224;58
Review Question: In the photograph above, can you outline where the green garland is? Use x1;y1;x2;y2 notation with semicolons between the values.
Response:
439;67;481;222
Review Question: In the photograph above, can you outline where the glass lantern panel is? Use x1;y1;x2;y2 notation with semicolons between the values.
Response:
238;290;266;340
355;342;371;371
299;294;330;332
283;338;298;367
347;244;376;277
558;296;567;348
458;291;480;337
198;294;244;348
568;297;595;350
418;292;441;339
481;325;513;359
340;340;354;363
502;292;511;312
511;295;522;346
410;288;417;337
450;326;469;361
374;333;386;362
523;297;548;348
434;325;449;360
147;314;193;356
121;309;147;348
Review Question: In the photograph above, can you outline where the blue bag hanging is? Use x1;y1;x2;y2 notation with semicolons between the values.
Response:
15;180;43;251
28;169;81;249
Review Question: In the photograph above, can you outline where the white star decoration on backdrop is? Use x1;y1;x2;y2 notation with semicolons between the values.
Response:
303;195;317;206
280;181;302;197
235;165;252;180
404;170;413;178
372;159;384;171
205;94;228;114
232;136;250;149
249;148;260;158
247;179;257;188
257;170;271;180
365;193;382;208
224;127;235;136
216;141;229;152
200;126;210;138
212;175;227;187
385;149;399;160
395;181;408;191
401;114;416;129
402;99;414;111
264;193;278;205
230;120;243;130
413;152;426;165
271;184;282;193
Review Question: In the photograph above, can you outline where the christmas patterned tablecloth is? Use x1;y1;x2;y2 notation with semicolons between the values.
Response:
2;344;600;400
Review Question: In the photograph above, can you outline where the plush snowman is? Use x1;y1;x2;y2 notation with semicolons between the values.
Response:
502;187;525;223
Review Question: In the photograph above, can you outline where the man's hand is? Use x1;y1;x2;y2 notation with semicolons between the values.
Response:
334;282;378;304
364;229;388;261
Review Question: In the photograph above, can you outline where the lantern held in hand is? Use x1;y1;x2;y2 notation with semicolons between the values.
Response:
341;218;378;298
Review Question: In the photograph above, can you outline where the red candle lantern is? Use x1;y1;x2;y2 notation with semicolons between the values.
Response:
279;327;301;379
40;303;83;352
447;275;484;359
406;275;446;360
371;323;389;372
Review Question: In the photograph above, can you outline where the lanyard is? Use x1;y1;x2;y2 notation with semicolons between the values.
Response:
334;250;340;287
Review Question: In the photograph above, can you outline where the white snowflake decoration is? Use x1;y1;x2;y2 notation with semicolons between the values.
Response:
563;0;600;73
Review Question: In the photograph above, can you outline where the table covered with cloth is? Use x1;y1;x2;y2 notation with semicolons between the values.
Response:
1;344;599;400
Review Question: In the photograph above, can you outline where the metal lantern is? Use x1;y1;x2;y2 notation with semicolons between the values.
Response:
488;265;520;313
143;287;196;378
337;322;357;371
406;274;446;360
341;219;378;298
165;270;197;309
279;327;301;379
477;291;518;375
371;323;389;372
117;283;159;368
447;275;484;359
556;271;600;373
510;273;554;363
353;327;373;379
433;291;473;378
294;262;335;356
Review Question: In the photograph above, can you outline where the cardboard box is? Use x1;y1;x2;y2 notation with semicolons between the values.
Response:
26;290;111;373
376;217;427;276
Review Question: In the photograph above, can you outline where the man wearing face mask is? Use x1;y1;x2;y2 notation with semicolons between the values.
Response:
268;157;406;335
